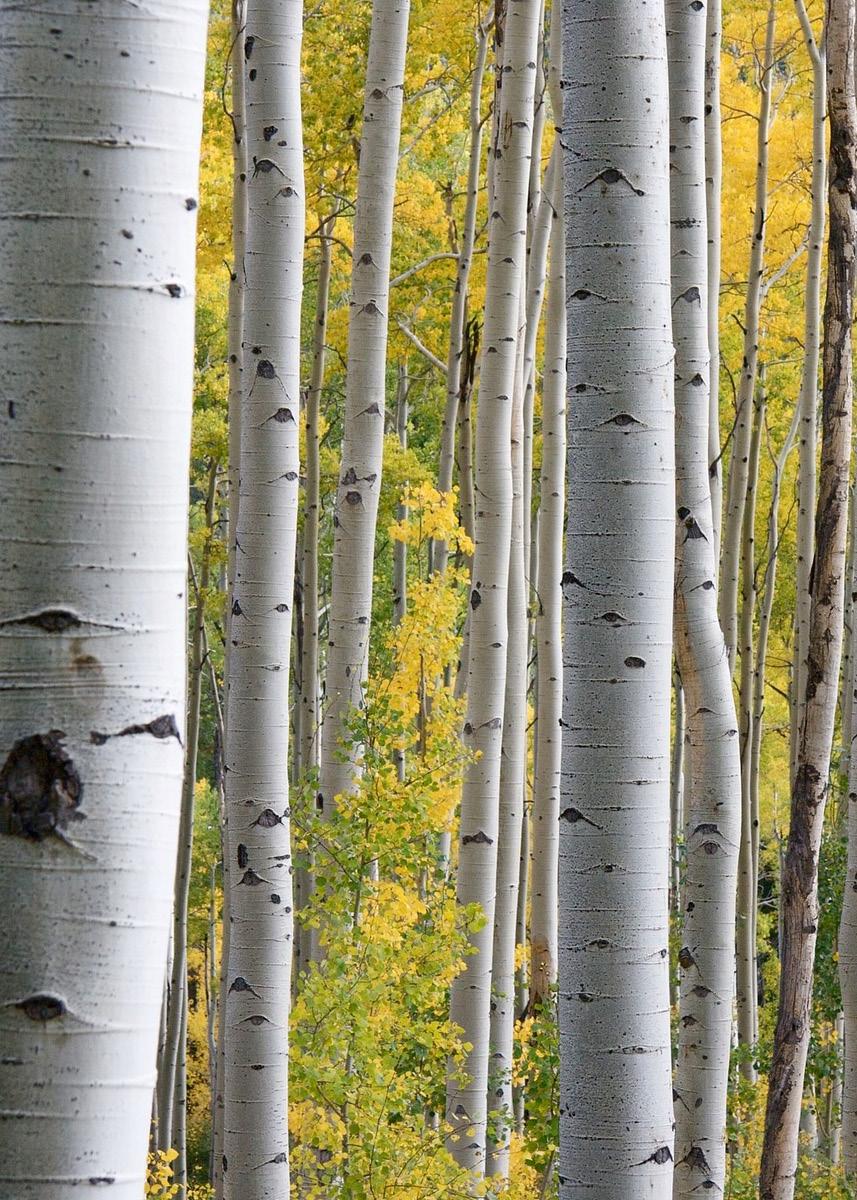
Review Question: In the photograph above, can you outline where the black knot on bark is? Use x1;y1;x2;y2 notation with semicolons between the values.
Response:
0;731;83;841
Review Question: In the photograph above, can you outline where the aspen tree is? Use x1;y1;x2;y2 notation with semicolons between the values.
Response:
446;0;541;1173
0;3;208;1194
667;3;742;1192
530;164;565;1011
434;11;493;575
221;0;304;1192
318;0;411;820
735;389;764;1071
559;2;675;1196
213;11;247;1191
762;2;856;1193
705;0;723;556
791;0;826;786
718;0;776;667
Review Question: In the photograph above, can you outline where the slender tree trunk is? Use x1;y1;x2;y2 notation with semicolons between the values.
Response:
445;0;540;1174
434;11;493;574
161;470;219;1175
317;0;411;823
735;387;764;1074
486;355;528;1182
530;157;565;1012
214;12;247;1188
667;5;743;1192
670;676;686;923
718;0;775;668
558;3;675;1197
0;3;208;1194
840;404;857;1182
705;0;723;559
762;5;856;1193
791;0;826;788
222;0;304;1192
296;222;332;974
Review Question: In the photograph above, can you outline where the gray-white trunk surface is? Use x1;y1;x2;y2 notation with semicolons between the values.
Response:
666;2;742;1193
558;1;675;1196
222;0;304;1193
0;3;208;1194
445;0;540;1174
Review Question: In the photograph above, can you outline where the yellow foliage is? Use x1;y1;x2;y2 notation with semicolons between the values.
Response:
145;1149;179;1200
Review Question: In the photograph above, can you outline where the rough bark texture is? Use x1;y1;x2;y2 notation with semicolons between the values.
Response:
761;3;856;1194
0;3;208;1194
558;2;675;1196
445;0;540;1173
317;0;411;821
222;0;304;1193
667;3;742;1194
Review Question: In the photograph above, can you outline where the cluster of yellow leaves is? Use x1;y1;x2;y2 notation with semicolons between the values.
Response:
145;1149;179;1200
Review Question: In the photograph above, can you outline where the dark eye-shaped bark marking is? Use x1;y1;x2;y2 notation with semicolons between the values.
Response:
90;714;181;746
0;731;83;842
560;807;603;829
462;830;494;846
581;167;644;196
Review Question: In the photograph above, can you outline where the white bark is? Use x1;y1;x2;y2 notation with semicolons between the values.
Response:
558;2;675;1196
434;10;493;575
222;0;304;1193
735;388;764;1075
667;4;742;1191
446;0;540;1174
486;355;528;1182
318;0;411;820
530;159;565;1011
791;0;826;787
705;0;723;559
718;0;775;668
214;10;247;1189
0;2;208;1194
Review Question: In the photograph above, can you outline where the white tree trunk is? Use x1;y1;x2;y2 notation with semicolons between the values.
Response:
705;0;723;559
667;4;742;1192
222;0;304;1193
445;0;541;1174
736;386;764;1071
718;0;775;668
317;0;411;821
434;10;493;574
791;0;826;787
486;361;528;1182
558;2;675;1196
530;158;565;1012
214;9;247;1190
763;3;856;1192
0;3;208;1194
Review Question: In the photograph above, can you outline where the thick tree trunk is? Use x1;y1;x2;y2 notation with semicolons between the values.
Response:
445;0;540;1174
221;0;304;1193
317;0;411;822
791;0;826;788
761;5;856;1194
667;4;742;1192
718;0;775;668
558;2;675;1197
0;3;208;1194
